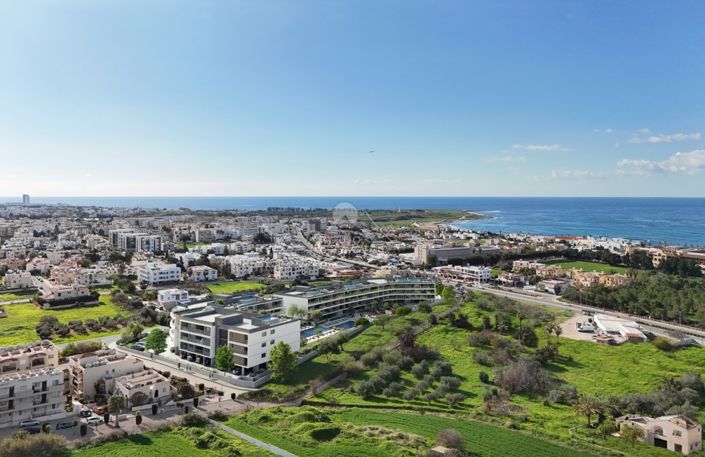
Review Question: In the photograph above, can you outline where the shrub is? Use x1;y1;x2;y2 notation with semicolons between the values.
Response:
181;413;207;427
431;360;452;379
446;393;466;407
437;428;465;452
340;358;363;377
472;351;493;366
208;410;228;421
355;317;370;327
468;330;495;347
495;359;553;395
394;306;412;316
356;381;375;398
378;365;401;383
310;426;341;442
360;348;384;367
403;388;420;401
479;371;490;384
440;376;462;390
383;382;403;398
652;336;673;351
411;361;430;379
0;433;69;457
548;384;578;405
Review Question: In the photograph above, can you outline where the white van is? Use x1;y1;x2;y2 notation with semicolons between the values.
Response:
19;419;40;428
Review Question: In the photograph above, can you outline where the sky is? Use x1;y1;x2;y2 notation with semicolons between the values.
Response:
1;0;704;197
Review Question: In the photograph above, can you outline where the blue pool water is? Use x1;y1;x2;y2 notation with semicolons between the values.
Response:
301;319;355;337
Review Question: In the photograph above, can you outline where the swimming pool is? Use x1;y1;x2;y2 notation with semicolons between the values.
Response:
301;319;355;338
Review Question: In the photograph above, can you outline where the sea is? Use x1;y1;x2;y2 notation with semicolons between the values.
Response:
3;196;705;247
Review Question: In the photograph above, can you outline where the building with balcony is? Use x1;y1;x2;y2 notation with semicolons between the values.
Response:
276;277;436;319
617;415;702;455
137;262;182;286
0;342;58;375
435;265;492;283
2;271;34;289
68;350;144;401
187;265;218;282
0;367;65;427
170;303;300;375
158;288;190;308
114;369;171;407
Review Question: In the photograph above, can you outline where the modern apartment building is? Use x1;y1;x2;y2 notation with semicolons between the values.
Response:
137;262;182;286
158;288;190;308
170;303;300;374
68;350;144;401
187;265;218;282
276;277;436;319
435;265;492;283
0;342;59;374
2;271;34;289
108;229;163;253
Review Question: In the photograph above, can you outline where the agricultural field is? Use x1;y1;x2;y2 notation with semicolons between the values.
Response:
71;426;271;457
544;260;628;274
0;294;128;346
207;281;265;295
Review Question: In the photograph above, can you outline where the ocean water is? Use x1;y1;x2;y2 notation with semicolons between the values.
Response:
2;196;704;247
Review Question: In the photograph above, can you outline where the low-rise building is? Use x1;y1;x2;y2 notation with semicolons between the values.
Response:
68;350;144;401
0;342;59;374
0;367;66;427
187;265;218;282
137;262;182;286
616;415;702;455
114;369;171;407
158;288;190;308
2;271;34;289
435;265;492;283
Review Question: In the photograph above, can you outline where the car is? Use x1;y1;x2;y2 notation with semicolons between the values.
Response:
94;406;106;415
79;409;93;418
55;421;76;430
25;427;41;435
19;419;40;428
132;342;145;351
86;417;104;426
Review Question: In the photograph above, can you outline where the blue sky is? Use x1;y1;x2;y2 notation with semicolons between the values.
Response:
1;0;704;197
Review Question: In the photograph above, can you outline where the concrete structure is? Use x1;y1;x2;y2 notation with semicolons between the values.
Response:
114;369;171;407
137;262;182;286
435;265;492;283
34;277;92;303
187;265;218;282
21;194;30;205
617;415;702;455
277;277;436;319
170;303;300;374
593;313;647;342
68;350;144;401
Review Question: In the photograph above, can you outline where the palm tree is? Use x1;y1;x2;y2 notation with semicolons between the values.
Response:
108;394;125;428
573;395;602;427
554;325;563;347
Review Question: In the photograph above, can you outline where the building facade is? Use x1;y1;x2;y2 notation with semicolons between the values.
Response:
137;262;182;286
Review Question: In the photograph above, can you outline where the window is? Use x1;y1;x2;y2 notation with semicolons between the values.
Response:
270;329;275;334
674;430;682;437
261;331;267;337
261;342;266;348
261;353;266;358
270;340;275;345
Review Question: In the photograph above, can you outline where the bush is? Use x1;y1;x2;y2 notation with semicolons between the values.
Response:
446;393;465;407
431;360;452;379
356;381;375;398
440;376;461;391
652;336;673;351
0;433;69;457
394;306;412;316
355;317;370;327
411;361;430;379
479;371;490;384
180;412;207;427
208;410;228;421
495;359;553;395
548;384;578;405
468;330;495;347
360;348;384;367
403;388;420;401
378;365;401;383
383;382;403;398
309;426;341;442
472;351;494;366
437;428;465;452
340;358;363;377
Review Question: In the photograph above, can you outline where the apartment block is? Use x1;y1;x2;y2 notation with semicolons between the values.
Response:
0;367;65;427
68;350;144;401
114;369;171;407
137;262;182;286
170;303;300;375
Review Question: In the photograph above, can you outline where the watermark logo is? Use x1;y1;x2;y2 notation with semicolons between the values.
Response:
332;202;359;225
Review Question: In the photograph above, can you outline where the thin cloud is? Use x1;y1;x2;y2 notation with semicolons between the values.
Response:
551;169;609;179
512;144;570;152
593;128;613;133
628;130;701;144
485;155;526;164
617;149;705;175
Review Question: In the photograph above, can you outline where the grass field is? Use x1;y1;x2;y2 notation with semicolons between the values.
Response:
306;295;697;456
206;281;265;295
0;294;127;346
544;260;628;274
71;427;271;457
223;406;594;457
0;291;35;302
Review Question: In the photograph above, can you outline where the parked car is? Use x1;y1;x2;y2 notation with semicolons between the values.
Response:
26;427;41;435
79;409;93;418
55;421;76;430
132;342;145;351
19;419;40;428
86;417;104;426
94;406;106;415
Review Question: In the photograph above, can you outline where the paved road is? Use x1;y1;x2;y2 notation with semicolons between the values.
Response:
210;419;295;457
460;282;705;342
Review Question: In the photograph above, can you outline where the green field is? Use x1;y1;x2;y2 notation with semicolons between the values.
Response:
0;291;35;302
0;294;127;346
71;427;271;457
305;294;694;456
207;281;265;295
223;406;592;457
544;260;628;274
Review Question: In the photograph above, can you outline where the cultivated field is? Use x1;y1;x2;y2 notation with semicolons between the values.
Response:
206;281;265;295
544;260;629;274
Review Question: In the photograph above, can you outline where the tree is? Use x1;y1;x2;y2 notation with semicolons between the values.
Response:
396;326;416;348
620;424;645;447
374;314;392;330
108;394;125;428
573;395;602;427
135;411;142;426
214;345;235;372
144;328;167;354
436;428;465;453
269;341;296;382
120;321;144;344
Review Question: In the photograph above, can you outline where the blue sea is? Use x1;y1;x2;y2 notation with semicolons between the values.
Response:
3;196;704;247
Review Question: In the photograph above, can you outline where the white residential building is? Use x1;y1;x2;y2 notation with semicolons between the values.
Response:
187;265;218;282
170;303;300;375
158;289;190;308
273;255;322;281
3;271;34;289
228;254;267;278
617;415;702;455
137;262;182;286
0;367;65;427
435;265;492;283
68;350;144;401
115;369;171;407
